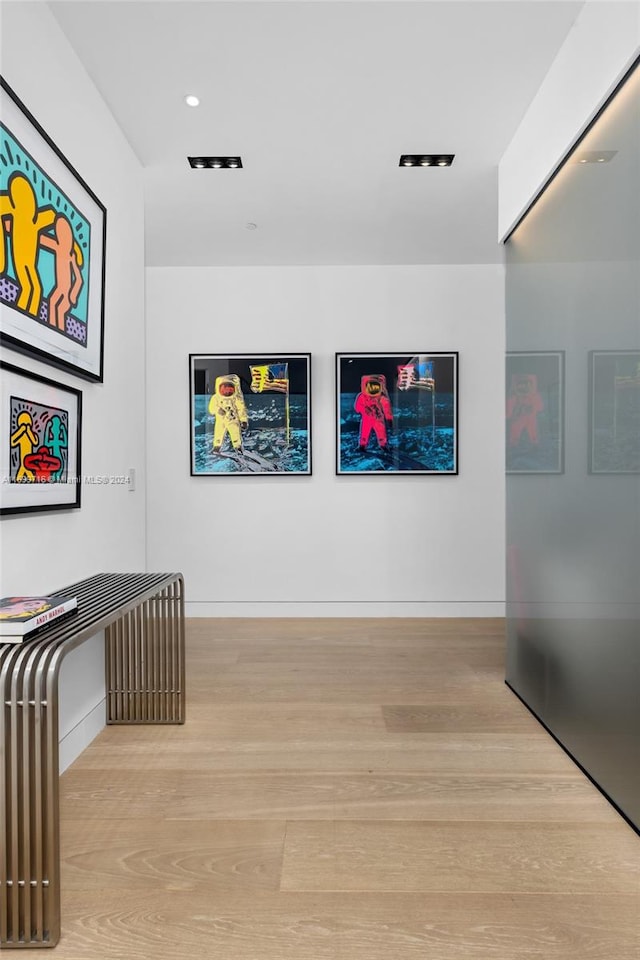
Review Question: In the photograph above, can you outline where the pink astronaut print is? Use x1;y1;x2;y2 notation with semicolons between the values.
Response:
506;352;564;473
354;375;393;451
337;353;458;475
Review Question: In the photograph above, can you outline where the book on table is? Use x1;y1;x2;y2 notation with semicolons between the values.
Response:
0;594;78;642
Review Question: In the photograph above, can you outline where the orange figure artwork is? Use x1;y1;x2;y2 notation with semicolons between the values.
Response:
39;215;84;330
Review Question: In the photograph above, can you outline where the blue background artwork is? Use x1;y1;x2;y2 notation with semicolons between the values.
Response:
0;122;90;340
337;354;457;474
192;393;310;474
339;390;456;473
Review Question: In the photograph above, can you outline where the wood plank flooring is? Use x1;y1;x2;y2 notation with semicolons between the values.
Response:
48;618;639;958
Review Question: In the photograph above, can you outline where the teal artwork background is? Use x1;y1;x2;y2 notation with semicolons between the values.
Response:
0;122;90;324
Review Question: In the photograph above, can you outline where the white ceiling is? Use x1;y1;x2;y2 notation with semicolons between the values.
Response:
49;0;584;266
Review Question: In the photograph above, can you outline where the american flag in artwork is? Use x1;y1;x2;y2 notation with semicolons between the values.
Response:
397;360;435;391
250;363;289;393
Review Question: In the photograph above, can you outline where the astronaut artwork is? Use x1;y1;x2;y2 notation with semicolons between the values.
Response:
354;375;393;451
506;373;543;447
190;354;312;475
336;353;458;475
208;375;248;454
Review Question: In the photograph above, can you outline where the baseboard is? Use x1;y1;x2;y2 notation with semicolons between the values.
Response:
185;601;505;618
59;697;106;774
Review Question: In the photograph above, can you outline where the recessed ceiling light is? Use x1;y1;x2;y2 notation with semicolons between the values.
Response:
572;150;617;164
184;94;200;107
187;156;243;169
400;154;454;168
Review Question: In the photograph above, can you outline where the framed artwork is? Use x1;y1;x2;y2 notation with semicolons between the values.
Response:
0;78;106;382
589;350;640;474
506;352;564;474
189;353;311;475
0;362;82;515
336;352;458;475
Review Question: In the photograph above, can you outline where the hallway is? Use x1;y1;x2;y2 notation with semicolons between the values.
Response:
50;619;640;958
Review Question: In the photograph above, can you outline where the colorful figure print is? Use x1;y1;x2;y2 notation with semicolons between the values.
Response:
9;397;70;484
355;374;393;451
209;375;248;452
337;353;457;474
506;373;543;446
191;355;311;475
23;446;62;482
10;410;38;481
0;118;92;347
43;414;68;480
39;215;84;330
0;173;56;316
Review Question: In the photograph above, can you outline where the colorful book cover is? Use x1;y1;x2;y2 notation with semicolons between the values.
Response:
0;594;78;639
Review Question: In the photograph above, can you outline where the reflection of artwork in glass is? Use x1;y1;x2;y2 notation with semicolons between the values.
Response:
590;351;640;474
189;354;311;475
336;353;457;475
506;352;563;474
10;397;69;483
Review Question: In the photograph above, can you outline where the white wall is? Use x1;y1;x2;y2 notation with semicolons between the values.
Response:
499;0;640;240
0;2;146;770
146;265;505;617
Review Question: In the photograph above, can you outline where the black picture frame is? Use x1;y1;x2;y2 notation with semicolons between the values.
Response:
589;350;640;474
336;352;458;475
1;361;82;515
0;77;106;382
189;353;312;475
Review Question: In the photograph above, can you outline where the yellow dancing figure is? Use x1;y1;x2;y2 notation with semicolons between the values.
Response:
208;375;248;453
10;411;39;482
0;173;56;315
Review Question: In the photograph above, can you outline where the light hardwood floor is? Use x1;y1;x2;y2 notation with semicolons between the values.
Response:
44;619;640;958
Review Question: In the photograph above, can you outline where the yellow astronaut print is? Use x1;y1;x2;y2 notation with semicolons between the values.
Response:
208;375;248;452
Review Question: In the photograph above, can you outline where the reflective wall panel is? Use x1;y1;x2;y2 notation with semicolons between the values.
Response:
505;63;640;830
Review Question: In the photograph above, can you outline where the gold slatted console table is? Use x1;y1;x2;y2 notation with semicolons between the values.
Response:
0;572;185;948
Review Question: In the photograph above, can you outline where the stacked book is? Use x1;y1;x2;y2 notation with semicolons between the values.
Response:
0;594;78;644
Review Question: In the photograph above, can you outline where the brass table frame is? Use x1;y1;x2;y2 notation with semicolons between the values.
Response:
0;572;185;948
